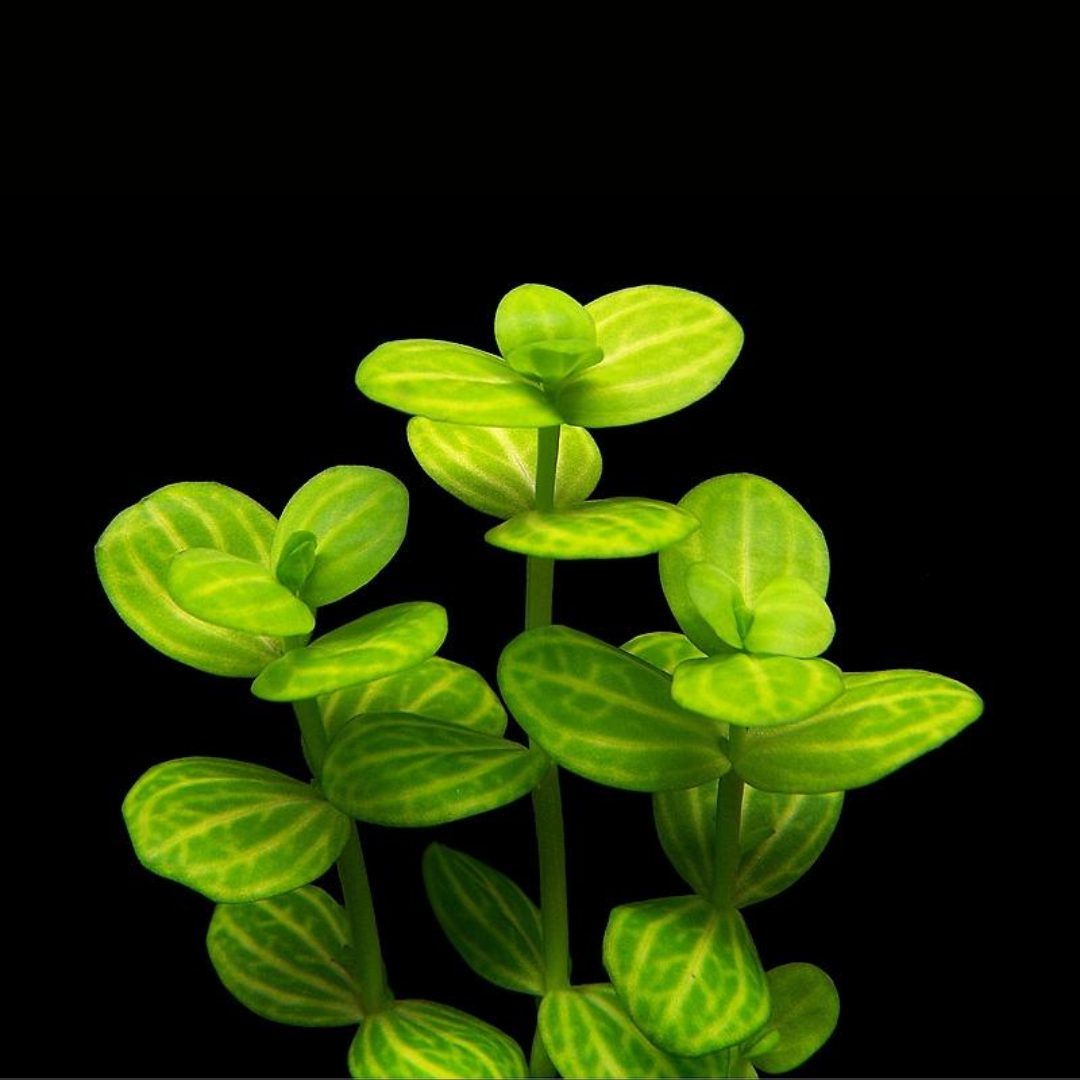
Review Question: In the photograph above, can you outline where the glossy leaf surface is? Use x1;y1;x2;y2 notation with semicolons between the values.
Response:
744;576;835;658
749;964;839;1073
275;530;318;594
495;283;596;355
621;631;707;675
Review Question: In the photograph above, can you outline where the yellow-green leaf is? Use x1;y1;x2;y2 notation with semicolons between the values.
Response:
744;576;835;658
748;964;839;1074
622;631;707;675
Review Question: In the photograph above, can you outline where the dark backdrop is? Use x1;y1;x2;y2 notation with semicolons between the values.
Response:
13;198;1069;1077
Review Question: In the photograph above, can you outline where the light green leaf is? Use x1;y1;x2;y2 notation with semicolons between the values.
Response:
96;482;281;676
407;418;602;519
348;999;528;1079
660;474;830;654
749;964;839;1074
506;339;603;383
252;602;448;702
604;895;770;1056
207;885;362;1027
271;466;408;608
744;577;835;658
485;498;699;559
357;339;562;427
687;563;748;650
499;626;729;792
275;530;318;594
673;654;844;727
122;757;350;902
495;283;596;355
319;657;506;740
555;285;744;427
622;631;707;675
422;843;544;995
322;714;548;827
732;670;984;793
167;548;314;637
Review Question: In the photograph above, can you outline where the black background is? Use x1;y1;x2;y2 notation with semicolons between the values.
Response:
13;198;1071;1077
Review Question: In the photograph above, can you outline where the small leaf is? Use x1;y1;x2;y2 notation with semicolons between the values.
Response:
495;283;596;355
485;498;699;559
275;530;318;594
167;548;314;636
660;474;829;654
357;339;562;427
271;466;408;608
348;999;528;1079
506;339;603;382
744;577;835;658
407;418;602;519
673;654;844;727
207;885;362;1027
749;964;839;1074
604;895;770;1056
122;757;350;902
557;285;744;428
499;626;729;792
732;670;984;793
422;843;544;995
322;714;549;827
96;482;281;676
622;631;706;675
319;657;506;740
686;563;748;650
252;602;448;702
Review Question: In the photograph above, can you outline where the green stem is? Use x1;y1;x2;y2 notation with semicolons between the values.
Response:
712;728;745;909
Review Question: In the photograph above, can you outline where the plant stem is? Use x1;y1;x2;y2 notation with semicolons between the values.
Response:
712;728;745;909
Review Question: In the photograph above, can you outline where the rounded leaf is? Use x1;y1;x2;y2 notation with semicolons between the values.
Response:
495;283;596;355
505;339;603;382
686;563;748;650
744;576;835;658
749;964;839;1074
622;631;706;675
275;530;318;594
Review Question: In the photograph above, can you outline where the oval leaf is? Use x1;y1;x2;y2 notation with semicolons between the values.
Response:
622;631;706;675
167;548;314;636
660;475;830;655
96;482;281;676
604;895;770;1057
348;999;528;1079
276;530;318;593
486;498;699;560
271;466;408;608
320;657;506;740
122;757;350;902
407;418;602;519
749;964;839;1073
252;602;448;702
673;654;844;727
323;714;548;827
422;843;544;995
495;283;596;355
357;339;562;427
744;576;835;658
557;285;744;428
207;885;362;1026
687;563;748;650
499;626;729;792
732;669;984;793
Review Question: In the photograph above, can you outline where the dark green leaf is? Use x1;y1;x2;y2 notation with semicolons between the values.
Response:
749;964;839;1074
622;631;707;675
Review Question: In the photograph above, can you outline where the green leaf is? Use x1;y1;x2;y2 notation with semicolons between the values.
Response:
604;895;770;1056
673;654;844;727
485;498;699;559
654;782;844;906
744;577;835;658
495;283;597;355
322;714;549;827
407;418;602;519
252;602;448;702
122;757;350;902
357;339;562;427
96;481;281;676
506;339;603;383
687;563;748;650
422;843;544;995
498;626;729;792
732;670;984;793
271;466;408;608
555;285;744;428
275;530;318;594
622;631;707;675
348;999;528;1079
206;885;362;1026
167;548;314;637
660;474;830;655
748;964;839;1074
319;657;506;740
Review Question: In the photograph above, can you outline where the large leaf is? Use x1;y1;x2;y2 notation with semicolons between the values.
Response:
485;498;698;559
319;657;506;740
422;843;544;995
271;466;408;608
357;339;562;427
622;631;707;675
660;475;830;655
348;999;528;1079
206;885;361;1026
499;626;729;792
167;548;314;636
604;895;770;1056
407;418;602;519
748;964;839;1074
122;757;350;902
732;670;984;793
252;602;447;702
322;714;548;827
556;285;744;427
96;482;281;676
